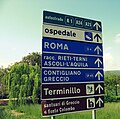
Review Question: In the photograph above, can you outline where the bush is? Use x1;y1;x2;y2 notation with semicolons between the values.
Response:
104;95;117;102
116;95;120;101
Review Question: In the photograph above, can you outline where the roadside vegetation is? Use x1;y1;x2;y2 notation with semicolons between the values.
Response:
0;52;120;119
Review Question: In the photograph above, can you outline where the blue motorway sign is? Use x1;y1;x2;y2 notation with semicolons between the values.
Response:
43;11;102;32
42;69;104;83
42;53;103;68
42;38;103;56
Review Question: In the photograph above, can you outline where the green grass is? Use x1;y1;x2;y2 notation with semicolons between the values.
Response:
0;106;17;119
0;102;120;119
16;104;41;118
97;102;120;119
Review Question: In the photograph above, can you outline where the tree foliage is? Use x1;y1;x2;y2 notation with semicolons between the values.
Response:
0;67;8;98
0;52;42;107
22;52;41;68
7;62;41;106
105;74;120;102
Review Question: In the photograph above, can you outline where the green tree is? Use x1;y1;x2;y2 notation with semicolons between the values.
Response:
104;74;120;102
0;67;9;98
8;62;41;106
22;52;41;67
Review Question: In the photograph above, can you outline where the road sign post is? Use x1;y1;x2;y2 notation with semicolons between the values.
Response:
41;11;104;118
92;110;96;119
51;116;56;119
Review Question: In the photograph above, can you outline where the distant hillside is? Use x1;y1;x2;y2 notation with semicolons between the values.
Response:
105;70;120;75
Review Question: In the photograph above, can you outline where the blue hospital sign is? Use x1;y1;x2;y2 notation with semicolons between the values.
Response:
85;32;93;41
42;11;104;117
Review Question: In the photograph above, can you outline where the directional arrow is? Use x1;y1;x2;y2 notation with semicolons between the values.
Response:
94;34;102;42
94;46;102;55
95;71;103;80
93;22;101;30
94;58;102;67
96;97;103;107
95;84;103;94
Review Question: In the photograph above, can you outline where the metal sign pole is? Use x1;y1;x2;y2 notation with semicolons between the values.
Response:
51;116;56;119
92;110;96;119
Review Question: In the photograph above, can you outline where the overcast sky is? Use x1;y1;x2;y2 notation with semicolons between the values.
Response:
0;0;120;71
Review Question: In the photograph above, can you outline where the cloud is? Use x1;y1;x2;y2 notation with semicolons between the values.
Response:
0;60;11;68
104;52;114;71
104;47;112;52
104;47;113;62
114;33;120;43
104;52;113;61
